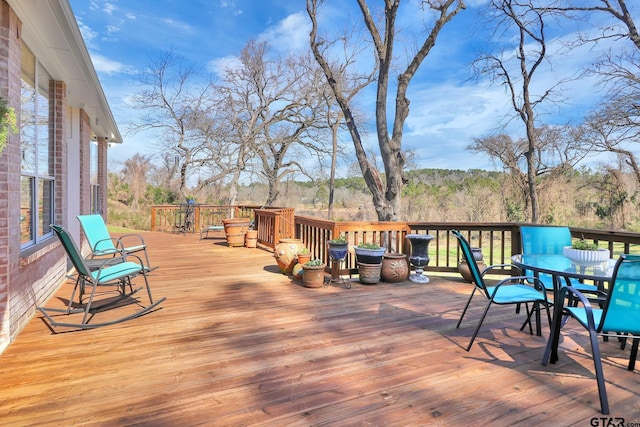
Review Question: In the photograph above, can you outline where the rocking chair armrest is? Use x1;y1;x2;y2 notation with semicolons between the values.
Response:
91;237;125;254
93;254;129;269
117;233;147;247
93;252;146;278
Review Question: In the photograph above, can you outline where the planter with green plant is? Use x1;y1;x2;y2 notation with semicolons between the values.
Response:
302;259;326;288
563;238;610;265
328;234;349;260
296;247;311;266
354;242;385;264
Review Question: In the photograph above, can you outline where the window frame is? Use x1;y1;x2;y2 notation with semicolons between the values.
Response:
20;43;54;249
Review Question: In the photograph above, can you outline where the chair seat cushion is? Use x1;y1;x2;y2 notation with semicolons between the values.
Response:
534;274;597;292
92;261;143;283
567;306;640;335
487;284;545;304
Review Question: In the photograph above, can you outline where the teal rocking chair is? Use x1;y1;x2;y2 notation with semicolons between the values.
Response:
77;214;155;271
38;225;166;329
543;254;640;415
453;230;551;351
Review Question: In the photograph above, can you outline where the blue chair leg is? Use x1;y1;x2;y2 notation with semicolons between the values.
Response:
628;338;639;371
588;328;610;415
466;299;493;351
456;288;477;329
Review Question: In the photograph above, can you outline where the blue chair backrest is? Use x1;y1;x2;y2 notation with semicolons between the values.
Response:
453;230;486;293
77;214;116;253
601;254;640;335
520;225;572;255
51;224;93;279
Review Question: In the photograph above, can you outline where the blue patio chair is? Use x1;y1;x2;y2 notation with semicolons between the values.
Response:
38;225;166;329
453;230;552;351
520;225;599;295
77;214;155;271
542;254;640;415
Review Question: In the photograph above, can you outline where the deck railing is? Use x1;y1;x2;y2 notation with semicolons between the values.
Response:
151;205;640;277
293;217;640;276
150;204;261;233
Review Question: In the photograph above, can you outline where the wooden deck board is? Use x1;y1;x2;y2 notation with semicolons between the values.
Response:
1;230;639;425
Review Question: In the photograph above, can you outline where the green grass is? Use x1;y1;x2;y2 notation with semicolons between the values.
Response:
107;225;144;234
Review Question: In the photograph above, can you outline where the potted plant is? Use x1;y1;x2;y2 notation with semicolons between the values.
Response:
302;259;326;288
354;242;385;285
563;237;610;265
354;242;385;264
296;247;311;265
328;234;349;260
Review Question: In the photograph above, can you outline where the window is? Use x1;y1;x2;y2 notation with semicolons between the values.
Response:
20;43;53;248
90;139;100;214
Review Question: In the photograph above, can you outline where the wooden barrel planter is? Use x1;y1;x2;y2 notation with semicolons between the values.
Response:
222;218;251;247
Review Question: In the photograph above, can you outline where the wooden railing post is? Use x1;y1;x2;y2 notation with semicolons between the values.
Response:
151;207;157;232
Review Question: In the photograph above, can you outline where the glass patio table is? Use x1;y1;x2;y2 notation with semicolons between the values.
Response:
511;253;617;301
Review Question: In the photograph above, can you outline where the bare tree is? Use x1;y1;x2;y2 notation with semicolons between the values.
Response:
307;0;465;221
219;41;330;206
304;26;375;219
540;1;639;50
533;1;640;211
128;50;236;199
470;125;591;220
582;101;640;185
121;154;151;209
473;0;573;222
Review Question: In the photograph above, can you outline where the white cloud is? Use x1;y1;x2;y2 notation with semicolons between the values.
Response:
258;12;310;54
106;25;120;35
90;53;126;74
76;19;98;50
207;55;241;77
104;2;117;15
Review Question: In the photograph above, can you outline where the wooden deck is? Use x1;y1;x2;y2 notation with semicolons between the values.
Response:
1;230;639;425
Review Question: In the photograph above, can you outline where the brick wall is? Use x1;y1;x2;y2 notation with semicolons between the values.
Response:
0;0;21;353
0;2;71;350
8;70;69;343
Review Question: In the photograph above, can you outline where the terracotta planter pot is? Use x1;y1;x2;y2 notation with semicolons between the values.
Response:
358;262;382;285
274;238;306;274
458;260;485;283
296;253;311;265
302;264;326;288
222;218;251;247
245;229;258;248
381;253;409;283
458;247;484;282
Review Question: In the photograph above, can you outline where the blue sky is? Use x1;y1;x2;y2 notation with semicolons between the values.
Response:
68;0;636;173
